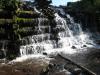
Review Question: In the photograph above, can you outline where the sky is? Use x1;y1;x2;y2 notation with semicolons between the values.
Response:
26;0;79;6
52;0;79;6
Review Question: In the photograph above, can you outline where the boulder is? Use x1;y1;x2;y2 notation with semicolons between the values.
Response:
71;46;76;49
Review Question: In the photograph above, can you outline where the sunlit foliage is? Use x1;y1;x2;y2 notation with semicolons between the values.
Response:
0;0;21;11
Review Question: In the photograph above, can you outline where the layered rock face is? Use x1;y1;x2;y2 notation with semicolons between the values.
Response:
0;4;63;59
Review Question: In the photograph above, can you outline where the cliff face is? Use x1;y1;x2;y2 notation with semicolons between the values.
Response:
66;11;100;33
64;0;100;33
0;4;61;59
0;8;44;59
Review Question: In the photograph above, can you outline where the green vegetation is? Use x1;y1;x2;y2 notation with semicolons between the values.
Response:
15;17;34;23
0;0;22;19
67;0;100;13
16;10;33;14
0;0;21;12
66;0;100;33
0;19;13;24
16;10;39;18
34;0;52;8
0;0;38;39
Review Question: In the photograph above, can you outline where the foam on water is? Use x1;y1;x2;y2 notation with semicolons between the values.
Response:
10;54;50;63
16;8;96;62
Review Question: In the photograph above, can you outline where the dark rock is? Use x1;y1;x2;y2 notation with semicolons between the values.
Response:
43;52;48;55
6;41;20;60
34;0;52;8
0;50;5;59
73;68;82;75
71;46;76;49
0;58;49;75
83;45;87;47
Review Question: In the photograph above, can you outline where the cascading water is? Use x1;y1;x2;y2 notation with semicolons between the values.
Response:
20;8;94;56
0;40;8;58
57;13;94;49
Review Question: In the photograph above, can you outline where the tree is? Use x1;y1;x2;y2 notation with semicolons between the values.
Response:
67;0;100;12
80;0;100;10
34;0;52;8
0;0;21;11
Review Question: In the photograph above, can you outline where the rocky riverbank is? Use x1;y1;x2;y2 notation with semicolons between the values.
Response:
0;47;99;75
0;55;50;75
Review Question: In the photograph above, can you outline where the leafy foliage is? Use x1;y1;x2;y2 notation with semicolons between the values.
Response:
16;10;39;18
0;0;21;11
67;0;100;12
34;0;52;8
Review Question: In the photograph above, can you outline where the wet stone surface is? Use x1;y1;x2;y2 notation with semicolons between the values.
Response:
0;55;82;75
0;48;99;75
61;48;100;75
0;57;49;75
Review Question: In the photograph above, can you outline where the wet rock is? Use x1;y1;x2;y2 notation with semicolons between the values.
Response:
0;58;49;75
43;52;48;55
0;50;5;59
71;46;76;49
83;45;87;47
72;68;82;75
6;41;20;60
48;53;58;58
49;71;72;75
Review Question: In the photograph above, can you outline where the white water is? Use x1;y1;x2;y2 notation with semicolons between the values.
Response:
19;8;94;58
11;54;50;62
0;40;8;57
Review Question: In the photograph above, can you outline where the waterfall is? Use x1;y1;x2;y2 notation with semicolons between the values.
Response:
34;7;41;14
37;18;42;34
2;41;6;57
0;40;8;58
20;8;94;56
